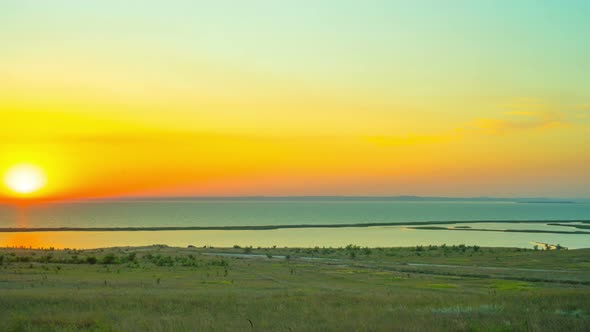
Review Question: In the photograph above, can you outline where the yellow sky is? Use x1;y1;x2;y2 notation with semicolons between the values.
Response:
1;101;588;200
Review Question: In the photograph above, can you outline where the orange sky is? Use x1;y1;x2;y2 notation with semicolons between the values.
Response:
1;108;588;201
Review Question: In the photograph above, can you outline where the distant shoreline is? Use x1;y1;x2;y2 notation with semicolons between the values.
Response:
1;219;589;233
6;195;583;204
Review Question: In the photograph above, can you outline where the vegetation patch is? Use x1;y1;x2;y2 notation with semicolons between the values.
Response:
424;283;457;289
555;309;584;318
431;304;503;314
201;280;233;285
0;246;588;331
491;280;533;291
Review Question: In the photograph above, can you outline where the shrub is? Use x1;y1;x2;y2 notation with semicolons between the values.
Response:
345;244;360;251
101;254;117;265
69;255;81;264
86;256;98;265
125;252;137;263
17;256;32;263
155;256;173;267
209;259;229;267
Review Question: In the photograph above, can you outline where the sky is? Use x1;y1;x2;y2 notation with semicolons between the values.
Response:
1;0;589;200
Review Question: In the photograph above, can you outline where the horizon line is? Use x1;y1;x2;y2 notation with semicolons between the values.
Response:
1;195;588;205
59;195;588;201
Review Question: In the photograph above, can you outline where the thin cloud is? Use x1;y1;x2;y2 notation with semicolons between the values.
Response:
471;98;570;135
367;134;452;146
471;111;569;135
573;104;590;111
368;99;573;146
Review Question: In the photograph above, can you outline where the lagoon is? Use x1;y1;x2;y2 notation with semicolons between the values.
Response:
1;198;589;249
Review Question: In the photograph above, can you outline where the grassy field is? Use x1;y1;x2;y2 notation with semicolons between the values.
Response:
1;245;589;331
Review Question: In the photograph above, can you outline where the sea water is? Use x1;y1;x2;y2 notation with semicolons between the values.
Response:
0;198;589;249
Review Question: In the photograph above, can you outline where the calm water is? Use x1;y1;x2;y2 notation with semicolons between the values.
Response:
1;199;589;228
0;199;589;249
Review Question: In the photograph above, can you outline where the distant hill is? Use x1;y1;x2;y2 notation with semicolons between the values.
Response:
85;195;582;203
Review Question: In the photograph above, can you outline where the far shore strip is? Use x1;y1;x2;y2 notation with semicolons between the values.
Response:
0;220;589;233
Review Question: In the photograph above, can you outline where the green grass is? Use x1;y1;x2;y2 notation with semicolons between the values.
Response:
0;245;589;331
424;283;458;289
491;280;533;291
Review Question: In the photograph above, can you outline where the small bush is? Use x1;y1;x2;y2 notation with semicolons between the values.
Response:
155;256;174;267
209;259;229;267
101;254;117;265
17;256;32;263
125;252;137;263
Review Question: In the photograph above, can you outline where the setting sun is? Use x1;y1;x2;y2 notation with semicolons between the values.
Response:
3;164;47;195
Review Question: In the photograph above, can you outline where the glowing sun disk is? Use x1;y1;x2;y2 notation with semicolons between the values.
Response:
3;164;47;195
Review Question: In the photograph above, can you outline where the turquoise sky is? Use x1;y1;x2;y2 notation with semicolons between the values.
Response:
3;0;589;99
